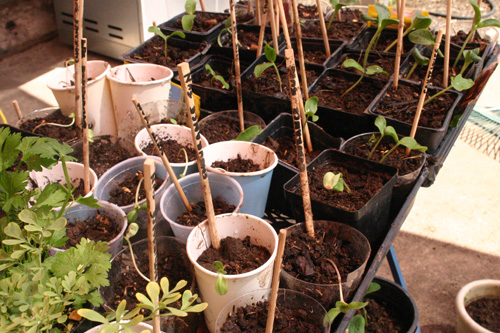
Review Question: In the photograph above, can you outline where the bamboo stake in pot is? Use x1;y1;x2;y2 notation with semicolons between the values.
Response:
265;229;287;333
12;100;22;120
73;0;83;131
315;0;331;57
393;0;406;90
81;38;91;195
444;0;453;87
229;0;245;132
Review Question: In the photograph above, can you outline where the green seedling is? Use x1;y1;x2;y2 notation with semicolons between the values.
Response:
348;282;382;332
182;0;197;31
327;0;356;29
177;148;189;179
341;59;389;96
405;48;430;80
424;48;481;105
217;14;243;47
205;64;230;89
213;261;228;295
305;96;319;123
453;0;500;68
254;41;282;91
148;26;186;58
32;112;75;133
235;125;263;141
78;277;208;332
384;12;432;52
408;29;444;57
323;172;351;193
341;3;398;96
123;222;150;282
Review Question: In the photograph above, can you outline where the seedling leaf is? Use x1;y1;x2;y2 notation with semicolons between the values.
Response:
254;62;274;78
235;125;262;141
182;14;196;31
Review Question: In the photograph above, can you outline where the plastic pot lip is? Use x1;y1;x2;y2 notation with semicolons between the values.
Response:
186;212;278;280
29;161;98;194
159;172;244;232
46;60;111;91
109;234;182;263
134;124;209;167
204;141;279;177
198;110;266;128
281;220;371;287
106;63;174;86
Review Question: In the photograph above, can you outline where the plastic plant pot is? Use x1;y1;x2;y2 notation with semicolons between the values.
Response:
93;156;170;241
159;172;244;243
199;110;266;144
348;27;416;58
186;213;278;332
203;141;278;217
106;63;173;140
47;60;116;136
214;288;331;332
84;322;153;333
285;38;346;67
52;201;127;257
134;123;209;179
280;220;371;310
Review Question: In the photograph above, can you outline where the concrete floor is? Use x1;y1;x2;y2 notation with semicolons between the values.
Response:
1;37;499;332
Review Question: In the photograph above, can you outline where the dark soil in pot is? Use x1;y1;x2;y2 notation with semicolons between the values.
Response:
68;179;87;198
199;112;265;144
63;214;120;249
176;199;236;227
197;236;271;274
301;20;365;42
361;296;405;332
351;28;414;55
170;12;228;32
465;298;500;332
264;135;322;168
220;26;274;52
108;170;164;207
142;137;197;162
298;4;323;20
220;298;325;332
340;8;364;22
211;154;262;172
18;109;81;143
451;30;491;54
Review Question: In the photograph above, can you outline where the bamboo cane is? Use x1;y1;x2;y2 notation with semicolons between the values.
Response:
265;229;287;333
81;38;90;195
229;0;245;132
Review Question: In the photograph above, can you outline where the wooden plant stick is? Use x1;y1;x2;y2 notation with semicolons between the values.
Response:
81;38;91;195
11;100;22;120
256;0;262;25
406;30;443;155
290;0;308;100
444;0;452;87
142;158;161;333
268;0;280;54
132;98;192;212
257;5;269;58
177;62;220;250
199;0;207;11
277;0;291;47
393;0;406;90
285;49;314;238
230;0;245;132
73;0;84;131
265;229;287;333
315;0;331;57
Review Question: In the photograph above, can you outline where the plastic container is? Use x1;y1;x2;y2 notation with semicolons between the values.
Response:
286;38;346;67
159;172;244;243
199;110;266;144
348;27;416;58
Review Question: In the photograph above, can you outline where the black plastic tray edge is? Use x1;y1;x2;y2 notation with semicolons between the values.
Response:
158;11;229;43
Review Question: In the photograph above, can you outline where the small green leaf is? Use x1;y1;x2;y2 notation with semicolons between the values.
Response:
450;74;475;91
336;300;350;313
160;277;170;295
478;18;500;28
348;314;366;333
411;48;430;65
216;274;228;295
235;125;263;141
264;42;277;62
170;31;186;39
364;282;381;296
348;301;369;310
185;0;196;14
182;14;196;31
469;0;481;25
148;26;167;40
384;126;399;143
18;209;37;225
327;308;341;323
48;217;67;231
380;18;399;30
136;292;154;307
464;48;482;64
398;137;428;152
125;223;139;239
361;13;377;22
365;65;388;76
254;62;274;78
374;2;392;22
409;29;435;45
2;239;24;245
4;222;23;239
146;281;161;303
374;116;386;135
343;59;364;72
78;309;109;324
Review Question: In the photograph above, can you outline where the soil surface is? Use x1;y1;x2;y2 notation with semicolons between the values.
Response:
18;109;81;143
197;236;271;274
220;298;325;332
340;8;364;22
336;53;395;81
465;297;500;332
70;135;138;177
108;171;164;207
69;179;87;198
169;12;228;32
199;113;264;144
142;137;197;163
283;223;366;284
193;59;238;92
211;154;262;172
128;35;208;68
63;213;121;249
176;199;236;226
220;28;274;51
373;82;457;129
264;135;321;168
404;59;466;87
298;4;323;20
451;30;491;54
361;297;405;332
354;31;414;55
301;20;364;42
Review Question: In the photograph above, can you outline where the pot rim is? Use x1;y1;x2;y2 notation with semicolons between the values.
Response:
106;63;174;86
47;60;111;91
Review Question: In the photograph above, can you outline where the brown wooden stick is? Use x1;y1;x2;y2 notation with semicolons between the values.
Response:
132;98;192;212
406;30;443;155
257;8;269;59
268;0;280;54
290;0;308;100
277;0;291;47
177;62;220;250
73;0;83;131
444;0;452;87
315;0;331;57
230;0;245;132
256;0;262;25
11;100;22;120
265;229;287;333
81;38;90;195
285;49;314;238
142;158;161;332
199;0;207;11
393;0;406;90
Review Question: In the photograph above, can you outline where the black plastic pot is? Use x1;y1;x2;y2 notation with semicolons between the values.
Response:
159;11;229;43
300;20;366;46
251;113;343;215
348;27;415;58
241;54;325;123
308;68;386;139
283;149;397;247
331;50;398;82
366;78;463;153
285;38;346;67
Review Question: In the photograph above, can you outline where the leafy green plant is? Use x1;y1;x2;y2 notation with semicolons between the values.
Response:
323;172;351;193
341;59;389;96
182;0;197;31
408;29;444;57
205;64;230;89
213;261;228;295
452;0;500;68
254;41;282;92
235;125;263;141
78;277;208;332
148;26;186;58
405;48;430;79
384;12;432;52
347;282;381;333
216;14;243;47
304;96;319;123
327;0;356;29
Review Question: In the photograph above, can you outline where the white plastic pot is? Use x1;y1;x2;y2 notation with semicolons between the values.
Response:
160;172;244;243
456;279;500;333
106;63;174;140
46;60;116;136
84;322;153;332
203;141;278;218
135;124;209;179
186;213;278;332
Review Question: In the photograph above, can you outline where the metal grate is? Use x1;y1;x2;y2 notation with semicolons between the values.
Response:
460;106;500;161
